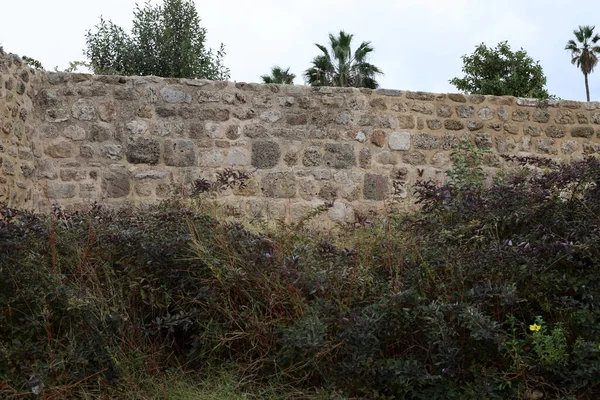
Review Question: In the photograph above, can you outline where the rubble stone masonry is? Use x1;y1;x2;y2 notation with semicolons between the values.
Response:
2;52;600;222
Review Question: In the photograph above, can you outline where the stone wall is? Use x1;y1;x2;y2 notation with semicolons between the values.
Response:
0;52;40;208
2;51;600;222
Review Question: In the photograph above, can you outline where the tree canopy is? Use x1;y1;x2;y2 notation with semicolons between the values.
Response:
304;31;383;89
261;66;296;84
450;41;551;99
565;25;600;101
84;0;229;80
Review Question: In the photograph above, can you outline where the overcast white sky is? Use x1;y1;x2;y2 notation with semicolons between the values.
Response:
1;0;599;101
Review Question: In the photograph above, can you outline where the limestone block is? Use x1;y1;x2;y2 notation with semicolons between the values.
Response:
102;170;131;198
251;141;280;168
323;143;355;169
388;132;411;151
164;139;196;167
127;137;161;165
47;182;76;199
363;173;389;200
261;171;296;198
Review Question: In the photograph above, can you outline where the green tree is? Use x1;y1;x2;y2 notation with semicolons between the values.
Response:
261;66;296;84
85;0;229;80
565;25;600;102
450;41;551;99
304;30;383;89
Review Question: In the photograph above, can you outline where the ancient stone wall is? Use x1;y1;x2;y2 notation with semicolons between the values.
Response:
2;51;600;222
0;52;41;208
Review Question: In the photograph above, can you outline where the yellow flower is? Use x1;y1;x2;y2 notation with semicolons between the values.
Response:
529;324;542;332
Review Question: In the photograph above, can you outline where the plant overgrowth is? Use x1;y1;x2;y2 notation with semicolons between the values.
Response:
2;155;600;398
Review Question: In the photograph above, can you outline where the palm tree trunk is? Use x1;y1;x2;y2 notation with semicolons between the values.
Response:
585;72;590;102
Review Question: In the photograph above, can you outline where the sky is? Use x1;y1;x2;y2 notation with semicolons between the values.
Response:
1;0;599;101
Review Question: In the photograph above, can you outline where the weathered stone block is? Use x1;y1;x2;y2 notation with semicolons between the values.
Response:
370;130;386;147
413;133;440;149
512;109;530;122
441;133;460;150
456;105;474;118
533;109;550;123
227;148;248;166
260;110;282;123
546;126;566;138
72;99;97;121
89;124;112;142
63;125;86;141
497;107;509;121
318;182;338;200
164;139;196;167
469;95;485;104
198;150;224;166
475;133;493;150
102;170;130;198
80;145;94;158
577;112;588;124
503;123;520;135
437;105;453;118
197;108;230;121
135;171;168;179
427;119;442;130
261;171;296;198
284;148;299;166
102;144;123;160
398;115;415;129
496;137;517;153
45;141;73;158
571;126;594;138
363;173;389;200
127;137;161;165
448;93;467;103
60;169;85;181
562;140;579;155
375;88;402;97
98;101;117;122
302;147;322;167
47;182;76;199
555;110;574;124
376;151;397;165
45;108;70;122
467;121;483;131
324;143;355;169
251;141;280;168
161;87;192;103
402;151;426;165
359;147;371;169
244;124;269;138
444;119;464;131
525;125;543;137
516;98;539;107
126;120;149;135
411;102;434;114
536;138;558;155
286;114;309;125
388;132;410;150
478;106;493;121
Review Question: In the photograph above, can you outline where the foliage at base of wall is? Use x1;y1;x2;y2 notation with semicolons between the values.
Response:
2;157;600;399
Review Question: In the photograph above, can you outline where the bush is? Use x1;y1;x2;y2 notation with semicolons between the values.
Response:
2;157;600;398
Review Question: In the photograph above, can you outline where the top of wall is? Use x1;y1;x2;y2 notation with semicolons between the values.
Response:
43;70;600;110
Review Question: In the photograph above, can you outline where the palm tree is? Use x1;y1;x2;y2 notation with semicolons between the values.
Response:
304;30;383;89
565;25;600;101
261;66;296;84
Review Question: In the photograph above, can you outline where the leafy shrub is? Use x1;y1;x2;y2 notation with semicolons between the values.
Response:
2;157;600;398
